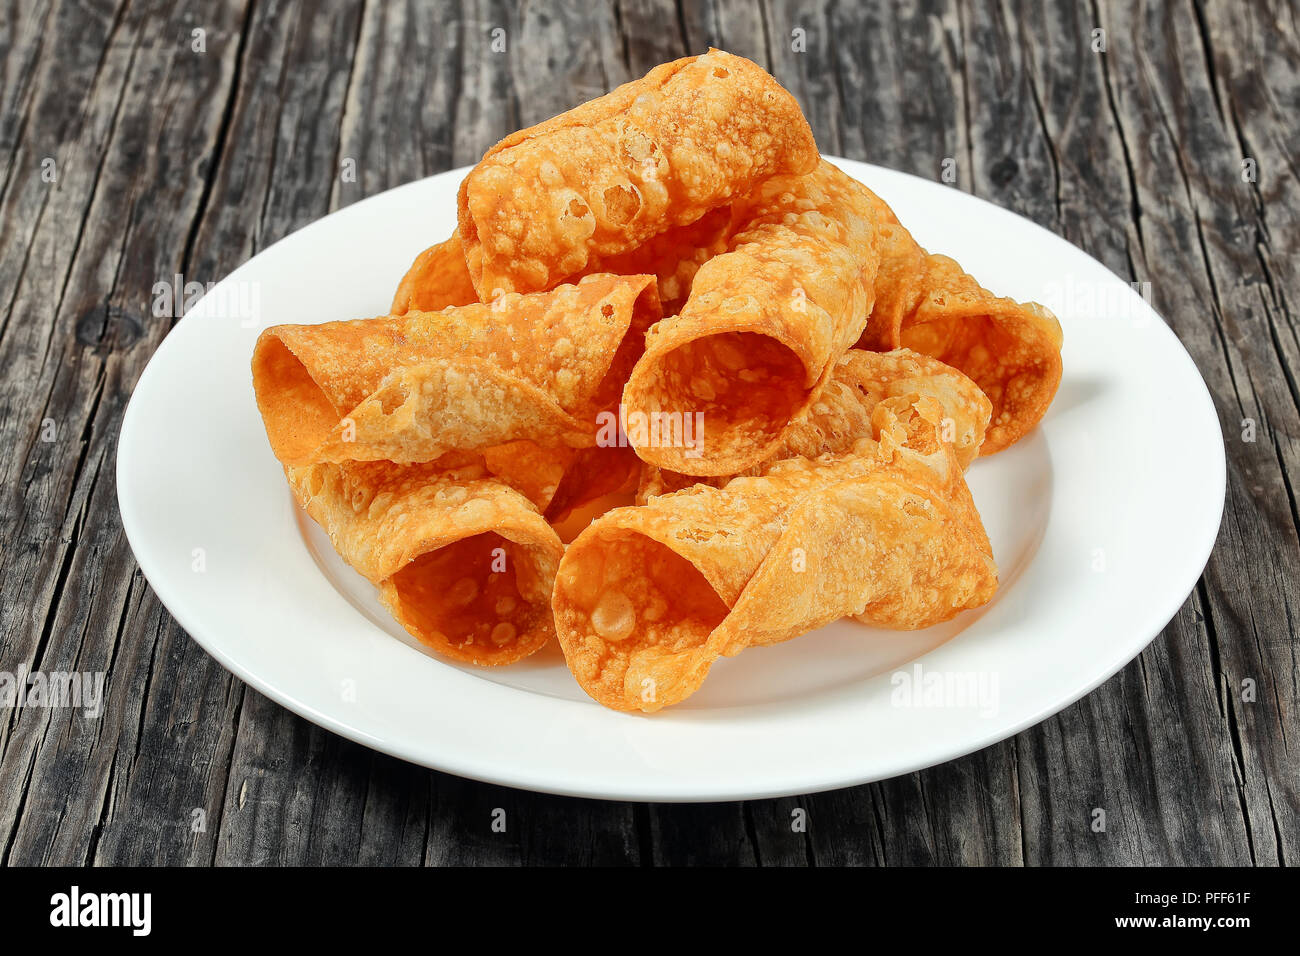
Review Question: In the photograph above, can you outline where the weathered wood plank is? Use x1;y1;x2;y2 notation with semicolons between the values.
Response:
678;0;769;65
184;0;377;865
951;0;1253;866
0;0;1294;867
1053;0;1300;865
0;0;251;865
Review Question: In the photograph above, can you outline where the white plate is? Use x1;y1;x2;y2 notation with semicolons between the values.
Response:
117;158;1225;801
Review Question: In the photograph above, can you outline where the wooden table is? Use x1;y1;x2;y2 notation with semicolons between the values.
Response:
1;0;1294;866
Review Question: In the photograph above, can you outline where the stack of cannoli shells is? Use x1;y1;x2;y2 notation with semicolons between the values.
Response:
251;49;1065;711
253;49;822;668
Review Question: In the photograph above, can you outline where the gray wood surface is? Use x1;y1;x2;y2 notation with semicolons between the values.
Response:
0;0;1295;865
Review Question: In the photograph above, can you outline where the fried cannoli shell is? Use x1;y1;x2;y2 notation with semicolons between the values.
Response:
541;444;640;523
288;460;563;666
390;232;479;315
395;206;730;323
252;273;660;466
817;348;992;467
622;160;882;478
386;439;614;523
482;440;639;523
554;434;997;712
638;347;993;499
858;197;1063;455
585;205;734;315
477;441;573;514
457;49;818;297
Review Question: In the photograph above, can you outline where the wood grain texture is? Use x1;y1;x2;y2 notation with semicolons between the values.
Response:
0;0;1294;866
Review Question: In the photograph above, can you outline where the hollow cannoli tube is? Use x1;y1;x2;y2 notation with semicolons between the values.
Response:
621;160;883;478
554;433;997;712
457;49;818;297
288;460;563;666
858;192;1063;455
252;273;659;466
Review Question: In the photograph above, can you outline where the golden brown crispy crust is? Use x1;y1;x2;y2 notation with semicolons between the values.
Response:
252;273;660;465
475;441;573;514
540;444;640;524
456;49;818;297
395;208;731;324
638;347;992;500
554;431;997;712
622;160;882;478
584;204;734;314
288;461;563;666
390;232;479;315
858;192;1063;455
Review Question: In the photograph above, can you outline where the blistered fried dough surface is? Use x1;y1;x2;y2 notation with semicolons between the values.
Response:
555;436;997;712
858;196;1063;455
457;49;818;297
397;206;730;323
390;232;479;315
288;461;563;666
638;348;993;500
586;205;734;314
894;258;1062;454
622;160;881;477
542;444;640;523
747;348;991;470
477;441;572;514
827;349;992;468
252;273;659;465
